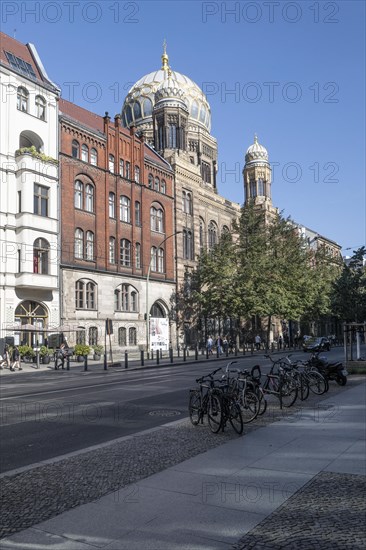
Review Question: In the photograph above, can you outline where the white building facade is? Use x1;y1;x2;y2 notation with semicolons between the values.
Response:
0;33;60;345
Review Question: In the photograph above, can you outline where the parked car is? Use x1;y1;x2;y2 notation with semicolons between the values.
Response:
303;337;331;352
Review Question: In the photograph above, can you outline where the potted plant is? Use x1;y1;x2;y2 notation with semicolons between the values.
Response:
39;345;51;364
92;344;104;360
74;344;91;362
18;345;35;362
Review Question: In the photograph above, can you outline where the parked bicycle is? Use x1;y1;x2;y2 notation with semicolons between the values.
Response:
189;367;223;433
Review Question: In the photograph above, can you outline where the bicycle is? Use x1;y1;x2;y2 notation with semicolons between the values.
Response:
262;355;298;408
189;367;223;433
222;361;261;423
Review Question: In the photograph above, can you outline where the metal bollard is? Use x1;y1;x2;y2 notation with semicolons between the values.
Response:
67;356;70;371
216;347;219;358
195;347;198;360
271;342;274;353
183;348;186;361
177;347;180;358
54;352;57;370
243;346;245;356
140;350;144;366
84;355;88;371
160;349;162;359
104;353;107;370
169;347;173;363
225;347;229;357
124;351;128;369
156;352;160;365
235;346;238;357
206;347;209;359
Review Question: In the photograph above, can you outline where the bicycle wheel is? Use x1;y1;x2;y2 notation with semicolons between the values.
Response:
189;390;202;426
207;392;223;433
307;371;328;395
293;373;310;401
239;390;260;423
228;401;243;434
279;379;298;407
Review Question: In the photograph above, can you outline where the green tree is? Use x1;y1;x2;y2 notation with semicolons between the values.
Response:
331;247;366;322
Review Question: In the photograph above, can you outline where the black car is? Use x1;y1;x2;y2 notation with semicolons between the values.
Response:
303;337;331;352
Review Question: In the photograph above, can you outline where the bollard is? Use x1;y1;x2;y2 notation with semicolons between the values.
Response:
195;347;198;360
206;347;209;359
104;353;107;370
160;349;162;359
177;347;180;358
124;351;128;369
251;344;254;355
140;350;144;366
235;346;238;357
169;347;173;363
84;355;88;371
151;350;154;361
216;347;219;358
156;352;160;365
183;348;186;362
67;356;70;371
225;347;229;357
271;342;274;353
54;352;57;370
243;346;245;356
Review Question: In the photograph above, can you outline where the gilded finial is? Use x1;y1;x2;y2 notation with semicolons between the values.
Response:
161;38;169;71
254;133;258;143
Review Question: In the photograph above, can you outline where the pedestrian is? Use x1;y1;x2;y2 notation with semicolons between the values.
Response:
278;335;283;350
1;345;11;370
255;334;261;351
229;338;235;354
206;336;213;355
223;337;228;354
216;336;223;355
11;346;22;371
55;342;67;370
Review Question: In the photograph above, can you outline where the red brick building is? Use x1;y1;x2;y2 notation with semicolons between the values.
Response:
59;99;176;351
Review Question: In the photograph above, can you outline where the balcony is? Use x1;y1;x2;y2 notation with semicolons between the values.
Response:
15;149;58;180
15;272;58;290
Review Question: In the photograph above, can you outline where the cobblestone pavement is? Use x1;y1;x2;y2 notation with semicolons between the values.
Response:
0;377;363;540
232;471;366;550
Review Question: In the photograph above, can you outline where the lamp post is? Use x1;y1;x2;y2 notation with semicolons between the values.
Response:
146;231;181;354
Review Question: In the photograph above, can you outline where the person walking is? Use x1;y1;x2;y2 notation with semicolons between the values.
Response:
255;334;261;351
55;342;67;370
1;345;11;370
11;346;22;371
206;336;213;355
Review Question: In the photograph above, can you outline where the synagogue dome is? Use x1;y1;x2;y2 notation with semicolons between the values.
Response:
121;46;211;131
245;134;269;164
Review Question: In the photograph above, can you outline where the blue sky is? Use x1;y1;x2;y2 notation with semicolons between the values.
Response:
3;0;365;253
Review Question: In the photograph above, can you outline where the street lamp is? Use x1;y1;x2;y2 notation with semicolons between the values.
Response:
146;231;181;354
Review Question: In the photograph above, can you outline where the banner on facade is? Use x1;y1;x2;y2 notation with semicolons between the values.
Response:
150;318;169;351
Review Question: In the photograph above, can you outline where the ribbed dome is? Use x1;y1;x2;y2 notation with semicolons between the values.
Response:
121;50;211;131
154;74;188;110
245;135;269;164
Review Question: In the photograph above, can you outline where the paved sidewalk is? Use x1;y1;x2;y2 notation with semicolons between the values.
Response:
1;379;365;549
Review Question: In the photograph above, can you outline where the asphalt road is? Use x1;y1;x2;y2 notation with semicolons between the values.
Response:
0;348;347;474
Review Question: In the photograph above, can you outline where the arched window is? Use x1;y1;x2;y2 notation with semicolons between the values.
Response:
143;97;152;116
148;174;154;189
168;125;177;148
191;101;199;118
35;95;46;120
199;218;205;251
109;192;115;218
161;180;166;194
74;180;83;209
222;225;230;236
33;238;49;274
134;165;140;183
133;101;141;120
81;144;89;162
72;140;80;159
109;154;115;173
157;248;164;273
208;221;218;249
150;206;164;232
122;284;129;311
125;105;133;126
109;237;115;264
250;180;257;198
120;195;131;223
182;190;192;214
131;292;138;312
74;228;83;259
135;201;141;226
183;230;194;260
135;242;141;268
150;246;157;271
118;327;127;346
17;86;28;112
90;148;98;166
258;178;265;196
75;279;96;309
151;303;165;317
199;104;206;123
129;327;137;345
120;239;131;266
86;231;94;261
154;177;160;191
85;184;94;212
114;288;120;310
89;327;98;346
125;162;131;179
19;130;43;152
